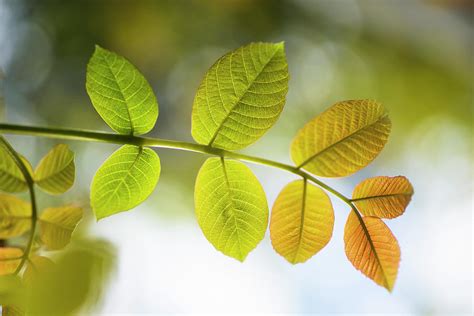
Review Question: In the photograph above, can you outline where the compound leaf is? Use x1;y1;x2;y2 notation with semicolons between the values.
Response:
0;138;32;193
344;212;400;291
191;42;289;150
352;176;414;219
270;180;334;264
0;194;31;239
86;45;158;136
91;145;161;220
195;157;268;261
34;144;75;195
39;206;83;250
291;100;391;177
0;248;23;276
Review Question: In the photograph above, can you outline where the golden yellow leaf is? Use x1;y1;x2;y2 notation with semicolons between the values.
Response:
344;212;400;291
352;176;414;219
291;100;391;177
0;248;23;276
270;180;334;264
0;194;31;238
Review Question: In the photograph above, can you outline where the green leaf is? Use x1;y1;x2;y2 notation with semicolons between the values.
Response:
0;138;32;193
86;45;158;136
191;42;289;150
34;144;75;195
0;194;31;239
39;205;83;250
194;157;268;261
91;145;161;220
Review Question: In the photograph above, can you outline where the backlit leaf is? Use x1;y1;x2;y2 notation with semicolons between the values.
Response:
0;138;32;193
352;176;414;219
344;212;400;291
0;194;31;239
34;144;75;195
23;256;54;284
194;157;268;261
39;206;83;250
86;45;158;136
270;180;334;264
291;100;391;177
91;145;161;220
0;248;23;276
191;42;289;150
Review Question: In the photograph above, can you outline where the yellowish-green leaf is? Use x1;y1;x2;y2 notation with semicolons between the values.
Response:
0;138;32;193
191;42;289;150
1;305;24;316
86;45;158;136
291;100;391;177
34;144;75;195
344;212;400;292
23;256;54;284
0;194;31;239
270;180;334;264
0;248;23;276
39;205;83;250
352;176;414;219
91;145;161;220
194;157;268;261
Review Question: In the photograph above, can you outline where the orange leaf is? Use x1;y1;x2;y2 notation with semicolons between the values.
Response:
352;176;413;219
344;212;400;291
0;248;23;275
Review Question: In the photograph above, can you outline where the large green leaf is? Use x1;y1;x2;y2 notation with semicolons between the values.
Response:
0;138;32;193
191;42;289;150
86;45;158;136
194;157;268;261
34;144;75;195
91;145;161;220
0;194;31;239
39;205;83;250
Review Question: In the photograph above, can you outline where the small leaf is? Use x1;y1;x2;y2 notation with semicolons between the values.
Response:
194;157;268;261
0;248;23;276
0;138;32;193
0;194;31;239
39;206;83;250
191;42;289;150
34;144;75;195
86;45;158;136
270;180;334;264
91;145;161;220
344;212;400;292
291;100;391;177
352;176;414;219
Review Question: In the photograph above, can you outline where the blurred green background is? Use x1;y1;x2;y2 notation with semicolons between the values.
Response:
0;0;472;314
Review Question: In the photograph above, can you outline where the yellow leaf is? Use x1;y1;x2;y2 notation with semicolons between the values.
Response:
352;176;414;219
0;194;31;239
344;212;400;291
0;248;23;276
270;180;334;264
291;100;391;177
39;206;83;250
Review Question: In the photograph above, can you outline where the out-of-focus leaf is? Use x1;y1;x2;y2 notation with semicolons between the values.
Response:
0;248;23;276
39;206;83;250
23;256;54;284
91;145;161;220
0;138;32;193
1;305;24;316
344;212;400;292
291;100;391;177
270;180;334;264
191;42;289;150
194;157;268;261
0;275;24;307
0;194;31;238
34;144;75;195
352;176;414;218
86;45;158;136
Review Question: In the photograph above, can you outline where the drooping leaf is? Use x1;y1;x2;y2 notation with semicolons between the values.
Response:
191;42;289;150
0;248;23;276
291;100;391;177
0;138;32;193
86;45;158;136
344;212;400;291
34;144;75;195
352;176;414;219
0;194;31;239
270;180;334;264
39;206;83;250
194;157;268;261
91;145;161;220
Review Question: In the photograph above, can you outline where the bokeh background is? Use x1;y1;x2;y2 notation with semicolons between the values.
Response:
0;0;472;314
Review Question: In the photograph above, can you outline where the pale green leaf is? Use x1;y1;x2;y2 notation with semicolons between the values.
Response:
194;157;268;261
86;45;158;136
0;194;31;239
0;138;32;193
34;144;75;195
91;145;161;220
191;42;289;150
39;205;83;250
